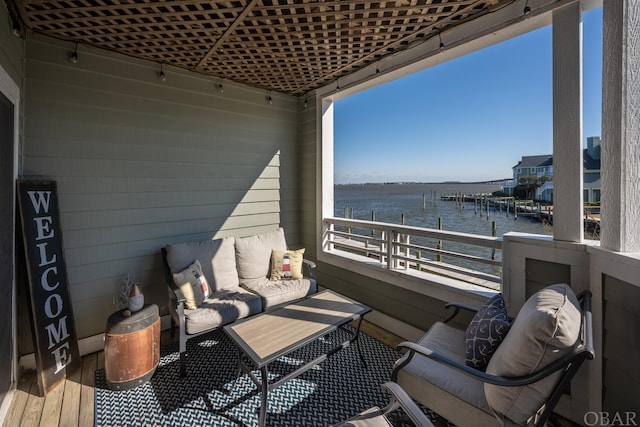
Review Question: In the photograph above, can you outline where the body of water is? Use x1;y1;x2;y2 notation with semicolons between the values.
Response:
334;183;550;237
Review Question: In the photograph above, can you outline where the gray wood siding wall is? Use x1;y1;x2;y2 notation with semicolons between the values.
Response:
602;276;640;413
18;35;301;351
298;94;317;258
0;4;23;88
317;262;470;332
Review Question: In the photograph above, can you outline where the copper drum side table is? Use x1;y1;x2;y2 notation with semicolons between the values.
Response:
104;304;160;391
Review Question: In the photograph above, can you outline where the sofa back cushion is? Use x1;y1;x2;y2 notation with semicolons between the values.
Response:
484;283;582;425
235;228;287;280
165;237;239;292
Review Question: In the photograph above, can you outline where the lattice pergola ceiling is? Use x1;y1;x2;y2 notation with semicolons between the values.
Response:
8;0;513;96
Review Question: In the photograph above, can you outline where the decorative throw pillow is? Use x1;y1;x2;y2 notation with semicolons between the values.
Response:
465;293;511;370
270;248;305;280
172;259;211;310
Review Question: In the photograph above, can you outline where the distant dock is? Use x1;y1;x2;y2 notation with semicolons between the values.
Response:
440;193;600;237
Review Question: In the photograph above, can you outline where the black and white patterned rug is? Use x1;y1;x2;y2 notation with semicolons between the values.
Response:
94;327;454;427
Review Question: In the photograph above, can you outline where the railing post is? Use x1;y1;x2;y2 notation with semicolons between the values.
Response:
437;217;443;262
492;221;497;260
387;230;395;270
371;210;375;236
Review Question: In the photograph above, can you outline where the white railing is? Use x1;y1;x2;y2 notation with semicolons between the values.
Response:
323;217;503;290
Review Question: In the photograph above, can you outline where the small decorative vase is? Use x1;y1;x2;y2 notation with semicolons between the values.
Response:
128;283;144;312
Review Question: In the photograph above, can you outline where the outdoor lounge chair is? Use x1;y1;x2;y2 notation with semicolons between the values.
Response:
391;283;594;427
333;382;435;427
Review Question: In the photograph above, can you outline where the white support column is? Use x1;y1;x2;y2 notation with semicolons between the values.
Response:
601;0;640;253
552;2;584;243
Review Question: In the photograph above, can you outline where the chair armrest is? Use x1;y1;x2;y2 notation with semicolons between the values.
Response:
443;302;479;323
161;247;186;305
303;258;317;281
380;382;435;427
394;341;592;387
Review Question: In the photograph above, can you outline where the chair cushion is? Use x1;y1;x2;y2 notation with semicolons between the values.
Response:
235;228;287;280
183;288;263;335
270;248;305;280
240;276;317;309
332;406;393;427
465;293;511;370
172;259;211;310
395;322;497;427
485;283;582;425
165;237;239;292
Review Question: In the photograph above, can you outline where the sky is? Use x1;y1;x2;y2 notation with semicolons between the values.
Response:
334;7;603;185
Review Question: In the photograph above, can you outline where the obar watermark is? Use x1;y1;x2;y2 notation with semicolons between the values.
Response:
584;412;638;426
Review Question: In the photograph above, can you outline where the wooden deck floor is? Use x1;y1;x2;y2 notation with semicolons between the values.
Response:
1;321;403;427
2;351;102;427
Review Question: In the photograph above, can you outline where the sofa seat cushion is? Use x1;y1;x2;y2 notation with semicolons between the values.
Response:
165;237;238;292
183;288;262;335
395;322;497;427
241;276;317;309
235;228;287;280
485;283;581;426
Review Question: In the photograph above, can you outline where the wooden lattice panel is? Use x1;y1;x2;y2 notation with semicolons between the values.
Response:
13;0;498;96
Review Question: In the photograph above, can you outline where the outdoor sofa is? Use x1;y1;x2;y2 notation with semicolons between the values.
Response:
161;227;317;376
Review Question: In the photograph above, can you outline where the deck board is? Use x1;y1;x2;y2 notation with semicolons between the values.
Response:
58;364;82;427
38;381;64;427
18;381;43;427
78;353;96;427
2;376;31;427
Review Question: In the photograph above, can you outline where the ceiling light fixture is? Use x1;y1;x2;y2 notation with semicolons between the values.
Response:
438;32;445;50
218;79;224;93
304;97;308;108
376;64;380;75
523;0;531;16
11;17;21;37
159;63;166;82
70;42;78;63
267;91;273;105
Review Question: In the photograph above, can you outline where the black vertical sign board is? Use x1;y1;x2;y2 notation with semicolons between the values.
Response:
17;180;79;395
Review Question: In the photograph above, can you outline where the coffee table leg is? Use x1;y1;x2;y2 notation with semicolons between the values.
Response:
229;348;243;393
355;317;368;368
258;366;269;427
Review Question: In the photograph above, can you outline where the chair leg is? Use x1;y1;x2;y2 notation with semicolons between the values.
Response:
179;351;187;378
177;303;187;377
179;329;187;377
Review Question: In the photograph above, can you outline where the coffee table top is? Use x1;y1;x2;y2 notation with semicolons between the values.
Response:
224;290;371;367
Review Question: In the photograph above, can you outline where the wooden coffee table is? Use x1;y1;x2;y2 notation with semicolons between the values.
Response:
223;289;372;427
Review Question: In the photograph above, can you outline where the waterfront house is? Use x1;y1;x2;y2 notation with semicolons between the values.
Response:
503;136;601;203
503;154;554;200
1;0;638;425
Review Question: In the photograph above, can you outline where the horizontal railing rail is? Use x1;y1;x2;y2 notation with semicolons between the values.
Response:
323;217;503;289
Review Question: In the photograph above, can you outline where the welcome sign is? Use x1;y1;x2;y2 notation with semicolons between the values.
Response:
17;180;79;395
